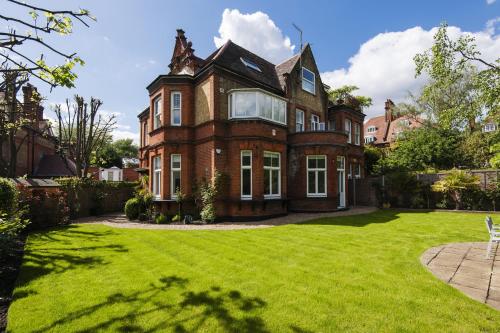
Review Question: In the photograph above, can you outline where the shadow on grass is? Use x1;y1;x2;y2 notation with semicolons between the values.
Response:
296;209;435;227
30;275;272;333
15;225;128;288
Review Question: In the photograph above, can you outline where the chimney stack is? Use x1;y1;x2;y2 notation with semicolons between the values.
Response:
384;99;395;123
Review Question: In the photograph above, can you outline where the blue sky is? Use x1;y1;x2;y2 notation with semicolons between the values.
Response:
5;0;499;142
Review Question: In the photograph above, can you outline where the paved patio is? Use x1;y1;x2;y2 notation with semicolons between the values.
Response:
421;242;500;310
74;206;377;230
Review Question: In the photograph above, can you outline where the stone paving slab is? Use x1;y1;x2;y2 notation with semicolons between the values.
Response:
74;206;378;231
421;242;500;310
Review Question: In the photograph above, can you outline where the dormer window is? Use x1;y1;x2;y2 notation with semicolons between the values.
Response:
302;67;315;94
483;123;497;133
367;126;377;133
240;57;261;72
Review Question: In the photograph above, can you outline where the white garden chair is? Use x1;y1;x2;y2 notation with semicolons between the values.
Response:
485;216;500;259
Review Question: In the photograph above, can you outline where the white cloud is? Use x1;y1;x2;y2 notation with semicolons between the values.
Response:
487;0;496;4
112;129;139;144
321;24;500;118
486;17;500;35
214;9;295;63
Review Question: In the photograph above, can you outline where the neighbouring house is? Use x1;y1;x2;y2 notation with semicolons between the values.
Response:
0;83;74;177
138;29;365;220
482;118;498;133
363;99;422;147
88;166;140;182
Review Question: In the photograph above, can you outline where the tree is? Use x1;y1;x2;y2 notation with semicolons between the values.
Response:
1;0;94;88
54;96;116;178
414;23;499;132
92;139;139;168
379;127;462;172
328;85;372;110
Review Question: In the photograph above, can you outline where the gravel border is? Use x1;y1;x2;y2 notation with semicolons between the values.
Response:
74;206;378;230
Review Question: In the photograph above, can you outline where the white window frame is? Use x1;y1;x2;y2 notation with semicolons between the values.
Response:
263;151;281;198
153;96;162;130
152;155;161;199
484;123;496;132
355;163;361;179
354;123;361;145
345;119;352;144
170;91;182;126
302;67;316;94
228;89;287;125
367;126;376;133
170;154;181;200
240;150;252;199
307;155;327;197
311;114;320;131
240;57;261;72
365;136;375;144
296;109;304;132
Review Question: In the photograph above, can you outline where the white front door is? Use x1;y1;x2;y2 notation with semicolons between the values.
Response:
337;156;345;208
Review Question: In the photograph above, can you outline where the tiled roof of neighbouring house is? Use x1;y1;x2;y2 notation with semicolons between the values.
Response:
33;155;76;177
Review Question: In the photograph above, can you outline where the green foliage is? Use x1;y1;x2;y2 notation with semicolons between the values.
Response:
196;171;225;223
124;198;141;220
490;143;500;169
36;57;85;89
0;178;18;216
172;214;181;222
414;23;499;132
155;214;168;224
378;127;462;172
93;139;139;168
375;172;430;208
431;169;480;209
459;130;496;168
18;188;69;230
328;85;372;110
363;145;384;175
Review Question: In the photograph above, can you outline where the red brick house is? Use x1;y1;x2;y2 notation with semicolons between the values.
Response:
0;84;75;178
364;99;422;147
138;30;365;220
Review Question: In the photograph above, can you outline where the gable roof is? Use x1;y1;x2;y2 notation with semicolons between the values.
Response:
201;40;283;92
33;155;76;178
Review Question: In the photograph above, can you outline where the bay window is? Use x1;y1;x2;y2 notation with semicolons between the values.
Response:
170;154;181;199
302;67;315;94
241;151;252;199
264;152;280;198
307;156;327;197
228;90;286;125
171;92;181;126
311;114;320;131
152;156;161;199
296;109;304;132
153;96;162;129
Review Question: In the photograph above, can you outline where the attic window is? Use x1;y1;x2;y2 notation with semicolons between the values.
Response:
367;126;377;133
240;57;261;72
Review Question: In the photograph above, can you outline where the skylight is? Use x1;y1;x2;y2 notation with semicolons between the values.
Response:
240;57;261;72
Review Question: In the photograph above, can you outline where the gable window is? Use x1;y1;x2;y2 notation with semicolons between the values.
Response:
307;155;327;197
170;154;181;199
345;119;352;143
484;123;497;133
296;109;304;132
153;96;162;129
354;123;361;145
241;151;252;199
228;90;286;125
367;126;377;133
264;152;280;198
171;92;181;126
311;114;320;131
302;67;315;94
240;57;261;72
152;156;161;199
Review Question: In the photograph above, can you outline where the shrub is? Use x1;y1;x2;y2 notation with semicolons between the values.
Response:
124;198;140;220
18;187;69;230
155;214;168;224
431;169;480;210
171;214;181;222
0;178;18;216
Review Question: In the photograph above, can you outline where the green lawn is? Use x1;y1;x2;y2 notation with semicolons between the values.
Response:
7;210;500;332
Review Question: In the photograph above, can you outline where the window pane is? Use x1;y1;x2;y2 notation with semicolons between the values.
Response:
173;93;181;108
172;170;181;192
264;155;271;167
258;93;273;119
242;169;251;195
271;155;279;167
264;170;270;195
273;100;285;123
235;92;256;117
302;68;314;82
317;157;325;169
302;80;314;93
271;170;279;194
308;171;315;193
242;154;251;166
308;158;316;169
172;155;181;169
318;171;326;193
173;109;181;124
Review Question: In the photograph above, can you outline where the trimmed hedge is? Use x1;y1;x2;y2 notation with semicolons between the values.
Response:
124;198;140;220
0;178;18;216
